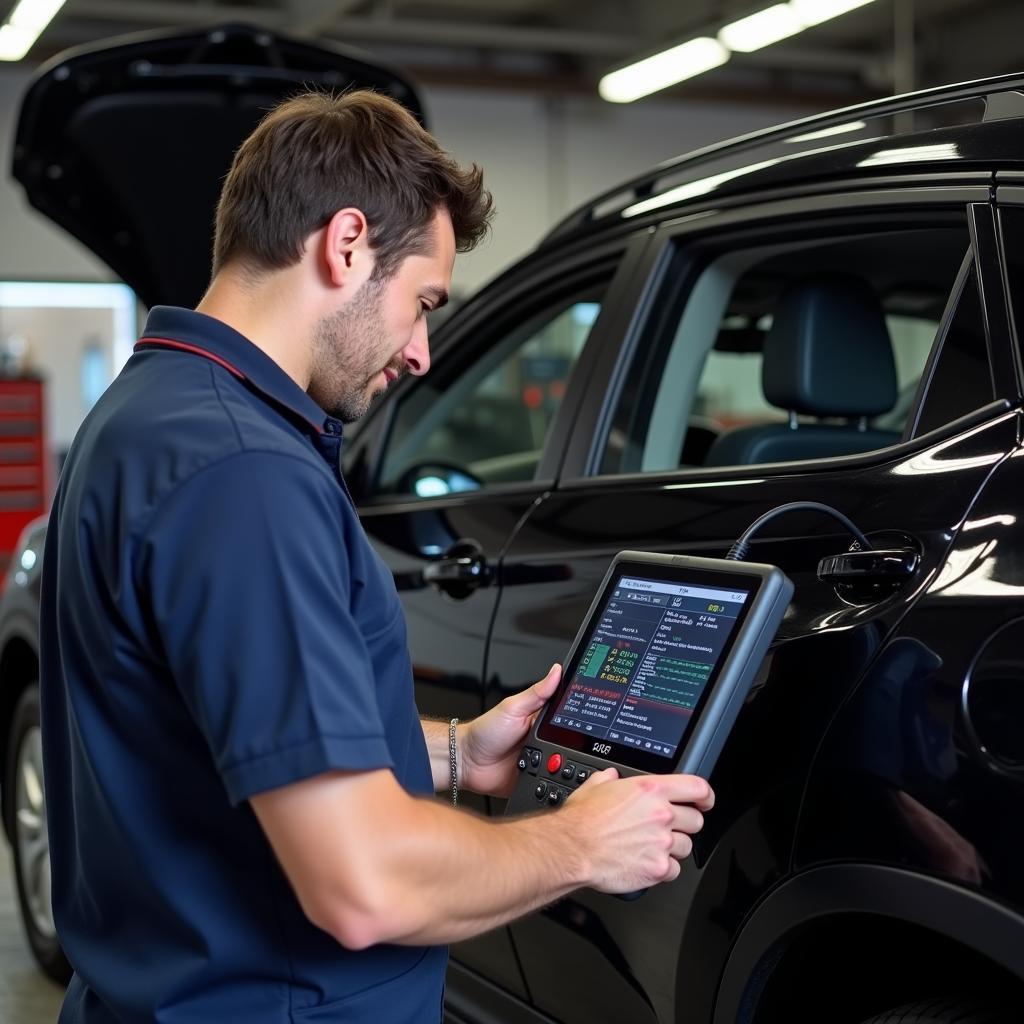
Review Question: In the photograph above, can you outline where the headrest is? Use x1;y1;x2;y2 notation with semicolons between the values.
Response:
762;274;897;418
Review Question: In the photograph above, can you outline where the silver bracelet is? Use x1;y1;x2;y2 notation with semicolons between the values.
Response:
448;718;459;807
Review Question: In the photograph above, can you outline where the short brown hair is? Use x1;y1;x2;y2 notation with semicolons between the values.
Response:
212;89;492;280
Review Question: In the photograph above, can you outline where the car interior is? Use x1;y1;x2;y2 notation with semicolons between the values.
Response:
627;224;976;474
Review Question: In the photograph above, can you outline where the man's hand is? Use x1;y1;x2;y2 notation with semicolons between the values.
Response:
460;664;561;798
565;769;715;893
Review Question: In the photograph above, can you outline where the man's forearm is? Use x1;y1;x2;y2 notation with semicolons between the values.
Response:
254;766;709;953
255;767;591;949
363;792;589;945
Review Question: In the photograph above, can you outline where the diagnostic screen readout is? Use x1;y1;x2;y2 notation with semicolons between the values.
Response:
549;576;749;758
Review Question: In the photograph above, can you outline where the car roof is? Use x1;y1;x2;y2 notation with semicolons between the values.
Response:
545;71;1024;245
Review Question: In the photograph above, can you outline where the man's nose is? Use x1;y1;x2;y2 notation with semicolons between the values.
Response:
402;322;431;377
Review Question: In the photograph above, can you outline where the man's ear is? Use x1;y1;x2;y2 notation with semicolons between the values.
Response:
323;208;373;289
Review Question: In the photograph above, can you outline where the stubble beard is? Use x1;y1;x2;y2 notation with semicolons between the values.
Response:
308;277;399;423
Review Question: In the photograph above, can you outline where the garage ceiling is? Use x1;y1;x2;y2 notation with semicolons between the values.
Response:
6;0;1024;107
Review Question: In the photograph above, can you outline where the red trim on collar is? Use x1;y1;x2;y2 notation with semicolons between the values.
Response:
135;337;247;381
134;335;328;436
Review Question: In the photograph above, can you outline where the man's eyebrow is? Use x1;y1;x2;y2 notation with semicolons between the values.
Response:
424;285;449;310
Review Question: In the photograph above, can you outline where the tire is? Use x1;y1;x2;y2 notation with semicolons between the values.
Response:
6;683;72;984
859;997;1017;1024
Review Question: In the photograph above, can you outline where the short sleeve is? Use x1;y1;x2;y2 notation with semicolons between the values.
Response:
139;451;393;804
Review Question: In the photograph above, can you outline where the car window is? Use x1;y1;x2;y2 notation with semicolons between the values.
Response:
374;287;605;498
599;223;983;476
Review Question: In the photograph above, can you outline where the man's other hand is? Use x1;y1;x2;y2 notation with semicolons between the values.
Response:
460;664;561;798
566;769;715;893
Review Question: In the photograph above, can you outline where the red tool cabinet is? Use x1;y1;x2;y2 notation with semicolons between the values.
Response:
0;377;47;573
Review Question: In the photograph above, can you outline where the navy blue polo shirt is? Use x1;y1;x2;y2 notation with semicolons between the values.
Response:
39;306;446;1023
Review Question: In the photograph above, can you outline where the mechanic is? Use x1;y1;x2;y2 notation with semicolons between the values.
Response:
39;90;714;1023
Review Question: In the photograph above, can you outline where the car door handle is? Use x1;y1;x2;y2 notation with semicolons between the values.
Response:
817;547;919;584
817;543;922;605
422;541;491;598
423;556;487;585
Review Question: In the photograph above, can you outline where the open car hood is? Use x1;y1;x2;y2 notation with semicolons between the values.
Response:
12;23;425;309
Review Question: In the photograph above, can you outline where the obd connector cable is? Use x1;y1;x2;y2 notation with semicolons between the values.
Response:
726;501;872;561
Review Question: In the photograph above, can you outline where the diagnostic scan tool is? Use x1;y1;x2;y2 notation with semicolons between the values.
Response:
506;551;793;815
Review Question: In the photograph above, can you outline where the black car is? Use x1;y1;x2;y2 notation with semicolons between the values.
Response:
2;24;1024;1023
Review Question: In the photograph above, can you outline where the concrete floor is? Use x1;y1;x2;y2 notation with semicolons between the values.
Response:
0;840;65;1022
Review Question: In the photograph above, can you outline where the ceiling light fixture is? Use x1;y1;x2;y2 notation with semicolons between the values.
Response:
599;37;730;104
0;0;67;61
719;4;804;53
789;0;876;27
600;0;878;103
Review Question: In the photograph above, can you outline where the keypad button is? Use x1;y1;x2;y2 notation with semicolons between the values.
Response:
534;782;548;801
546;753;562;774
517;756;529;772
576;767;590;784
529;749;541;769
547;787;564;807
560;764;576;782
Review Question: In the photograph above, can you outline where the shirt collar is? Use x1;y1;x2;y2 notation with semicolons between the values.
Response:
136;306;342;438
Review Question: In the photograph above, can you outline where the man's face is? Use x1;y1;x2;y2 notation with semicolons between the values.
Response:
308;209;455;423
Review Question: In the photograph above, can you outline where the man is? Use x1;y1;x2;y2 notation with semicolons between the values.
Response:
40;90;714;1023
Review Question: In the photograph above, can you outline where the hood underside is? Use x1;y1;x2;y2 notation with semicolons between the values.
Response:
12;23;425;309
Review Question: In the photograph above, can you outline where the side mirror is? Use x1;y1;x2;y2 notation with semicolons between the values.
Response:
399;461;483;498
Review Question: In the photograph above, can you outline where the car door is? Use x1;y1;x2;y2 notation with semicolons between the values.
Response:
486;186;1019;1024
342;230;650;998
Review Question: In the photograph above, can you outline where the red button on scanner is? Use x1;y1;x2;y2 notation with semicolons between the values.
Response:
547;753;562;774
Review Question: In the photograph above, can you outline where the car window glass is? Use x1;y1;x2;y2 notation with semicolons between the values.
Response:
600;224;979;476
375;288;605;498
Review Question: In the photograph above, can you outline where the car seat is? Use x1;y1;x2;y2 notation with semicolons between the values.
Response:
703;273;901;466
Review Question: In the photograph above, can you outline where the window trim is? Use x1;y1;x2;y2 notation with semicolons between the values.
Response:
900;248;974;443
967;200;1018;398
558;399;1014;494
993;184;1024;394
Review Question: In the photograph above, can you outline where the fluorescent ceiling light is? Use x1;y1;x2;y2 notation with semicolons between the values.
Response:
787;120;868;142
599;36;729;103
599;0;877;104
719;4;804;53
790;0;876;27
0;0;67;60
9;0;66;33
0;24;33;60
857;143;958;167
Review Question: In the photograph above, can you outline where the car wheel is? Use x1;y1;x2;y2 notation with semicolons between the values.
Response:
859;997;1016;1023
6;683;71;984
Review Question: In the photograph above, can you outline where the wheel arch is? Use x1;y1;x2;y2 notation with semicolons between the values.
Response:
712;864;1024;1023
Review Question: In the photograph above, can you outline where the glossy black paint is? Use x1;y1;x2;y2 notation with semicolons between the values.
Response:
486;410;1018;1024
797;441;1024;912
